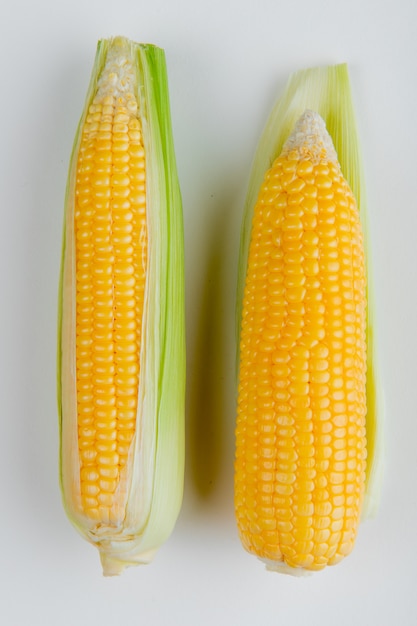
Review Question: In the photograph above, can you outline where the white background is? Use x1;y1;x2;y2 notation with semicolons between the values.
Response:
1;1;415;624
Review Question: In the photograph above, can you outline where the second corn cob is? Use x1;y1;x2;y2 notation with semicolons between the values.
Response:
235;65;381;574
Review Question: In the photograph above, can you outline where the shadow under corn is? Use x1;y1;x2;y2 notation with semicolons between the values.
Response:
186;186;240;501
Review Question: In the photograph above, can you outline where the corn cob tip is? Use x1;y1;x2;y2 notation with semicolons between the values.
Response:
94;38;138;110
281;109;337;165
109;35;130;49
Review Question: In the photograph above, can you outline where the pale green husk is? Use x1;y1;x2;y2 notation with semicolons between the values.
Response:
236;64;383;520
57;37;185;575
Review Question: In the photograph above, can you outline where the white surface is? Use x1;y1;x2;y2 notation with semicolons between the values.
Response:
0;1;415;624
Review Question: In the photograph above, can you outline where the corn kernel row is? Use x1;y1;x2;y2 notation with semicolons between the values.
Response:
74;90;147;524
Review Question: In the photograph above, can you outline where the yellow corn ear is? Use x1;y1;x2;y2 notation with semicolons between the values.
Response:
58;37;185;575
235;65;381;574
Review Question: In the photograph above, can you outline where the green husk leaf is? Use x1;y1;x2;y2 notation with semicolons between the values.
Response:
236;63;383;520
58;37;185;575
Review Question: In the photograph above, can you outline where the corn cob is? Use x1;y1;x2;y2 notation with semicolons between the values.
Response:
235;65;381;574
58;37;185;575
